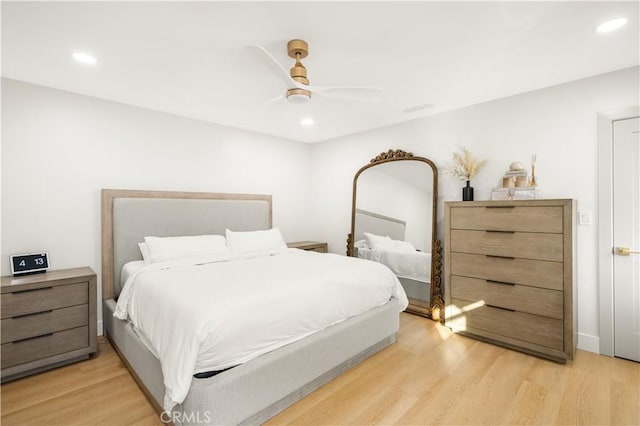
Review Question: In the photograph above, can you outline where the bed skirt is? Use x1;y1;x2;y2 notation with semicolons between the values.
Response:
103;299;400;425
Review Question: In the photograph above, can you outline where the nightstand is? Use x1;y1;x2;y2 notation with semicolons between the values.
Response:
1;267;97;382
287;241;328;253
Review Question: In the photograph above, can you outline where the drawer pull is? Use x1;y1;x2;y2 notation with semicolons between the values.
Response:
486;304;516;312
486;279;516;286
485;206;515;209
12;310;52;319
12;286;52;294
485;230;515;234
12;332;54;344
485;254;515;260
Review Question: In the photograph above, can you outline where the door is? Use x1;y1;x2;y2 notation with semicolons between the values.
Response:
613;117;640;362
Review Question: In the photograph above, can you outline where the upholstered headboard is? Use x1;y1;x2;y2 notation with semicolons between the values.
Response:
101;189;272;299
354;209;406;243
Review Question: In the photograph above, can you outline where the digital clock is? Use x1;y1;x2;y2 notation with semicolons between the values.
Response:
10;252;50;276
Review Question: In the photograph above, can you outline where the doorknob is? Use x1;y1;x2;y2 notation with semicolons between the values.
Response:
616;247;640;256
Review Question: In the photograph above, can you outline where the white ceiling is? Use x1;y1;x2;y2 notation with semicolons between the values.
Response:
2;1;638;143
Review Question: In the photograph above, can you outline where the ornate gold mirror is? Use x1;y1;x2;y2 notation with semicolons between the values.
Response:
347;150;443;319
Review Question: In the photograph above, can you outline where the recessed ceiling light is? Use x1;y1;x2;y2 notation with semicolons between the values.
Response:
72;52;97;65
301;117;314;126
596;17;628;33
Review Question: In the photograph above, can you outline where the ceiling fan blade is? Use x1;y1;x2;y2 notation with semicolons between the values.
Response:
250;45;297;88
256;94;285;110
250;43;383;103
311;87;383;102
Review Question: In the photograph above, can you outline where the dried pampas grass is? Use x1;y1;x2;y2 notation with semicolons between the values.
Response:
446;147;488;181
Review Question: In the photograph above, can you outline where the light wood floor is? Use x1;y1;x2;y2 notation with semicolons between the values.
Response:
2;313;639;425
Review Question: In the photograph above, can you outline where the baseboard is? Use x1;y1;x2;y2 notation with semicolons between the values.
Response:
577;332;599;354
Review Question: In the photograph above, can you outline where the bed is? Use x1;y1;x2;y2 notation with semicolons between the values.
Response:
101;189;406;425
353;209;431;304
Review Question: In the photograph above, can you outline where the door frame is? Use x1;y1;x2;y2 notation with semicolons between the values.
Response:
598;106;640;356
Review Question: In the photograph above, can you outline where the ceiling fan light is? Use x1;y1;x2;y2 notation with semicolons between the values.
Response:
287;93;310;104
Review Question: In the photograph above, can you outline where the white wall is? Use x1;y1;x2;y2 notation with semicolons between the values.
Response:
4;66;639;351
309;66;640;352
1;78;313;333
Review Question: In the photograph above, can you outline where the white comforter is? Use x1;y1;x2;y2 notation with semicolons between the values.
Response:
358;247;431;283
114;249;407;410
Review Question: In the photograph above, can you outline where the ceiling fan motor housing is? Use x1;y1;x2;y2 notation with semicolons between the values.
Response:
287;39;311;101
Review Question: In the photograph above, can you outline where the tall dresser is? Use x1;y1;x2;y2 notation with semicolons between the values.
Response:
444;199;576;363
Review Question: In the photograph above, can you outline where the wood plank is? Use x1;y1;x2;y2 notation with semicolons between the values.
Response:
1;337;161;426
451;275;563;319
1;282;88;319
1;304;88;344
2;319;639;426
451;252;564;290
1;326;89;369
0;267;95;291
451;229;563;262
451;205;563;233
449;297;563;350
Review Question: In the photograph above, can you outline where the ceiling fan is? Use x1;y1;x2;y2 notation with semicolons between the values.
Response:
252;39;383;105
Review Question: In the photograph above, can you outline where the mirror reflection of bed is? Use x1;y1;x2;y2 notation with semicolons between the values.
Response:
354;209;432;306
348;149;443;318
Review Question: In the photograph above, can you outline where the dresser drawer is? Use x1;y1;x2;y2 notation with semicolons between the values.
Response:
1;326;88;369
450;252;563;291
450;275;563;319
1;304;88;344
450;206;563;233
450;230;563;262
1;282;88;319
449;298;563;350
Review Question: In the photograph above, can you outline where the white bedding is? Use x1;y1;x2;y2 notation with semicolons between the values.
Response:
357;247;431;283
115;248;407;411
120;260;145;285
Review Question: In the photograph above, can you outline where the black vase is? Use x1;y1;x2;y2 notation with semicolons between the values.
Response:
462;180;474;201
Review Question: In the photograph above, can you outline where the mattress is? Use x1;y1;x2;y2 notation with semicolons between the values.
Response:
115;248;408;410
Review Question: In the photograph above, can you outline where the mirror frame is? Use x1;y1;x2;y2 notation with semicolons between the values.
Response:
347;149;443;320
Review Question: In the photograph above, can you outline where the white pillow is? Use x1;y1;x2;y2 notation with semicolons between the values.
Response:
363;232;392;250
225;228;287;253
138;242;151;265
143;235;228;264
393;240;417;252
354;239;370;249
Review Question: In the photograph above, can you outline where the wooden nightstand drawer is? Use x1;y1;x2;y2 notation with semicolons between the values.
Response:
1;326;89;369
450;206;563;233
1;304;88;344
450;275;563;319
450;252;563;291
449;298;563;350
287;241;328;253
1;282;88;319
450;229;563;262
